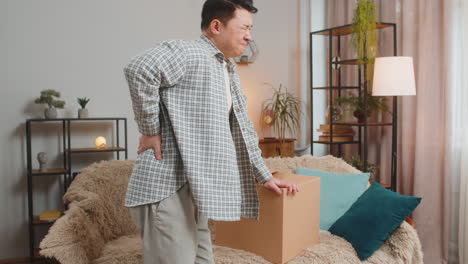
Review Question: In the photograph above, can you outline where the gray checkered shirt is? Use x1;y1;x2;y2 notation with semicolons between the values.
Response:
124;35;272;220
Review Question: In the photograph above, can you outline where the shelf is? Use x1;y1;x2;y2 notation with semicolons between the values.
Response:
379;182;391;189
333;122;393;127
68;147;126;153
313;140;359;145
312;86;360;90
27;117;126;122
331;59;358;65
31;168;67;176
26;116;129;261
32;218;57;225
260;138;295;143
311;23;394;36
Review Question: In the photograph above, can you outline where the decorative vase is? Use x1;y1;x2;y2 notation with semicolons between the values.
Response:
37;152;48;172
325;105;343;123
44;107;57;119
78;108;89;118
342;104;354;122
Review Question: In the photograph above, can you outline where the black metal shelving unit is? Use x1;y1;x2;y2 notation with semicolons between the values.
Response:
310;23;397;191
25;117;128;262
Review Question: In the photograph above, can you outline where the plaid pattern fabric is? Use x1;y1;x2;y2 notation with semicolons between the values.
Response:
124;35;272;220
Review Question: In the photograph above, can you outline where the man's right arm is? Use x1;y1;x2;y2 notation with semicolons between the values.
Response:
124;41;186;137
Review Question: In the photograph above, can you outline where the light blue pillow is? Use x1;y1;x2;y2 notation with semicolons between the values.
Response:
295;168;370;230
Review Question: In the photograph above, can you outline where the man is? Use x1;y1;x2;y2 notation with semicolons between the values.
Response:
124;0;299;263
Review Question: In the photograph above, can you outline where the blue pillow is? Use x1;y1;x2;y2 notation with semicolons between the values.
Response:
329;182;422;260
295;168;370;230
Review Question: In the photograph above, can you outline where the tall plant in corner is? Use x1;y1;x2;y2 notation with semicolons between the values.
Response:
352;0;378;79
261;84;301;149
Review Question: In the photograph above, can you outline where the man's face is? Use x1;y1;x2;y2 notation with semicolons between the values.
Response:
218;8;253;59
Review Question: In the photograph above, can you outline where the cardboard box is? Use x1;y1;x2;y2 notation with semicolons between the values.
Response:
215;172;320;264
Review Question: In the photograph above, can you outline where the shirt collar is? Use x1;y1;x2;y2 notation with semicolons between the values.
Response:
200;34;236;72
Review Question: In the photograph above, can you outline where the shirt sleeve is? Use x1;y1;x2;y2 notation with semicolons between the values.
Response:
248;124;273;184
238;94;273;184
124;40;186;136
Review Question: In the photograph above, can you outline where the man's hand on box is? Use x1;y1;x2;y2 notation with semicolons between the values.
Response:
137;135;162;160
263;178;299;196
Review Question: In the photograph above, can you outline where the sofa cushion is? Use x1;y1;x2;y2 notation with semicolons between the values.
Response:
296;167;369;230
329;182;422;260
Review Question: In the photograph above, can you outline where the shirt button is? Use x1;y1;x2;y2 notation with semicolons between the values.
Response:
242;128;246;132
235;107;240;112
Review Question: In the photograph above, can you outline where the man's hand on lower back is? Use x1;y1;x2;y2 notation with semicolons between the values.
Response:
137;135;162;160
263;178;299;196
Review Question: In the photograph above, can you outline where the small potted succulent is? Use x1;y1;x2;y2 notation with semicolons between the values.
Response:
77;97;90;118
34;90;65;119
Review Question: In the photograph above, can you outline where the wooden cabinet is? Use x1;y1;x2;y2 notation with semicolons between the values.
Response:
259;138;295;158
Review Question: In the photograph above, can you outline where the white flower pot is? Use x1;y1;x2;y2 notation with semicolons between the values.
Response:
44;107;57;119
78;108;89;118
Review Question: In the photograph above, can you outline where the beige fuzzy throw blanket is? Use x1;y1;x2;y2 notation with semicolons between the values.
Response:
39;156;423;264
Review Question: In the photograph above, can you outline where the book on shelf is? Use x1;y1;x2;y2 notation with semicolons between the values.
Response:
39;210;61;222
318;136;354;142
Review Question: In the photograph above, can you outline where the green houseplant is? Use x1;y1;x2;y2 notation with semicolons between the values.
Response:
352;0;378;67
345;155;379;183
260;84;301;146
34;89;65;119
77;97;90;118
336;91;389;123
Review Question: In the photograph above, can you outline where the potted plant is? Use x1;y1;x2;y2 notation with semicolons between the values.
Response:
345;155;380;183
34;90;65;119
77;97;90;118
352;0;378;67
260;84;301;149
336;91;389;123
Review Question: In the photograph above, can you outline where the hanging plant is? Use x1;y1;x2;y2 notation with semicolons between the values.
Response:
351;0;379;67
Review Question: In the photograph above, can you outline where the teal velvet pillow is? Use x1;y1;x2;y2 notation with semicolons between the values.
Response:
329;182;422;260
295;168;370;230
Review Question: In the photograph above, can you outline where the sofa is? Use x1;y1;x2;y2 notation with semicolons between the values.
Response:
39;155;423;264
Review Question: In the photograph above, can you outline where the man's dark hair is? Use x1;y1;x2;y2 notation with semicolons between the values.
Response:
201;0;258;30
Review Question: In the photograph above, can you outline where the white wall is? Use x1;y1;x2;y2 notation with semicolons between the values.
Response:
0;0;308;259
310;0;328;156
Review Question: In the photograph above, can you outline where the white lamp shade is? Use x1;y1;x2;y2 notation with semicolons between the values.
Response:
372;56;416;96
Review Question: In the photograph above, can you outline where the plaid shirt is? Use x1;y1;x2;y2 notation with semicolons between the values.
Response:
124;35;272;220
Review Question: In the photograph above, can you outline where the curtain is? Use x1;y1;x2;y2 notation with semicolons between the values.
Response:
446;0;468;263
327;1;451;263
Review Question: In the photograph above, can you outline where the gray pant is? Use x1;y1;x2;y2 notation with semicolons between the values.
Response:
130;183;214;264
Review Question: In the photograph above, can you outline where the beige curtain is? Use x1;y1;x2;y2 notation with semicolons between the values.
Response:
446;0;468;263
326;1;450;263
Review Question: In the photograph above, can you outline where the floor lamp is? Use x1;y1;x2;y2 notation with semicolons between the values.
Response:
372;56;416;192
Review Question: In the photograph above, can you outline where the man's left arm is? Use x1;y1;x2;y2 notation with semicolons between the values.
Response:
239;95;299;195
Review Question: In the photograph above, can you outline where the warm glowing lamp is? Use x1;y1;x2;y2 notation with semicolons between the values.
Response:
94;136;107;148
